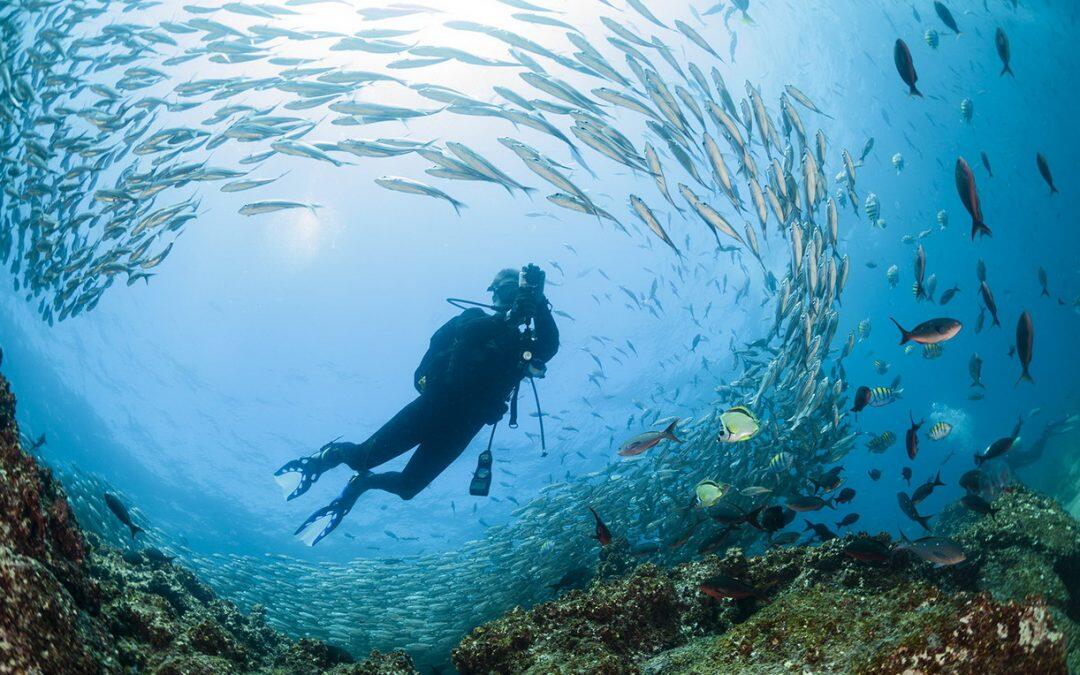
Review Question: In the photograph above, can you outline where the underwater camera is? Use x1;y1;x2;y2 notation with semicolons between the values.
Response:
469;448;493;496
507;263;545;327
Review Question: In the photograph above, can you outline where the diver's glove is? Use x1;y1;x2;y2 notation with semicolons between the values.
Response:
293;472;369;546
520;263;545;296
273;438;351;501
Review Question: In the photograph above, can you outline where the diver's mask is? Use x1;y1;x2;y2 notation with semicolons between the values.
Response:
469;448;493;497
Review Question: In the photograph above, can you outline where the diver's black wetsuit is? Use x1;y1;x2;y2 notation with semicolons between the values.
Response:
335;303;559;499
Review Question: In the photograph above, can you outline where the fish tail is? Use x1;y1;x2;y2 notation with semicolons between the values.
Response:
745;506;765;530
1041;288;1050;297
910;85;923;97
1015;370;1034;386
1050;185;1059;195
1000;64;1013;77
664;418;683;443
971;219;992;239
130;524;143;539
889;316;910;344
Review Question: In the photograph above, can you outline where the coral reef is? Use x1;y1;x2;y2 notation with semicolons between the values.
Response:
454;489;1079;674
0;372;418;674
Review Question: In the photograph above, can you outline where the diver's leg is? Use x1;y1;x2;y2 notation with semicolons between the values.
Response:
344;397;432;472
362;416;486;500
274;397;428;500
294;414;484;545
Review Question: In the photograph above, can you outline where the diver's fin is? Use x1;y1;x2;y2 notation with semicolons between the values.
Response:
274;437;346;501
274;471;303;499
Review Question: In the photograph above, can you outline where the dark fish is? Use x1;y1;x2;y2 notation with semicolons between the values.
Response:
1038;268;1050;297
960;494;996;517
868;468;882;481
786;495;833;512
843;537;891;562
893;39;922;97
995;28;1013;76
811;466;844;492
836;487;856;504
902;466;912;485
143;547;175;565
975;418;1022;466
709;501;760;527
1035;153;1058;195
911;471;945;504
750;505;795;533
889;316;962;345
803;521;837;542
1015;311;1034;384
588;506;612;546
934;1;960;34
913;244;926;300
851;385;872;412
959;469;984;493
980;152;993;177
939;285;960;305
899;534;966;565
836;513;860;528
897;491;933;530
700;574;764;600
979;281;1001;327
955;158;991;239
104;493;143;540
905;412;924;460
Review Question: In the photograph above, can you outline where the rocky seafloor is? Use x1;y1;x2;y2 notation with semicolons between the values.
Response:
453;487;1080;674
2;360;1078;674
0;372;417;674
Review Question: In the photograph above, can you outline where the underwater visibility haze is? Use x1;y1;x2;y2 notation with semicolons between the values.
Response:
1;0;1079;671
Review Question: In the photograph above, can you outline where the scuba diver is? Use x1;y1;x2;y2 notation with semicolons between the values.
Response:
275;264;559;545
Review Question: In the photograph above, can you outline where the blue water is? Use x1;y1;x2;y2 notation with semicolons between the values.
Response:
2;0;1078;666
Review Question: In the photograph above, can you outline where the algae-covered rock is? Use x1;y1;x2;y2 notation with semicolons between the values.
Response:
455;487;1079;674
0;371;418;674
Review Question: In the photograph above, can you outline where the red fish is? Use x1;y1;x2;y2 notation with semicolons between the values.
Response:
699;574;764;601
955;158;991;239
889;317;962;345
617;419;681;457
588;506;612;546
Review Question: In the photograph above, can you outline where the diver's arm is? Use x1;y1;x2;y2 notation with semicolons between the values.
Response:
530;297;559;364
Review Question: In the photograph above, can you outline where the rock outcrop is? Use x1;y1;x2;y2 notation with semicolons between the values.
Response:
454;489;1079;674
0;372;418;674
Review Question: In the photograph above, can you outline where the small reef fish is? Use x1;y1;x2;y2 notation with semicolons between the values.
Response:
716;406;760;442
